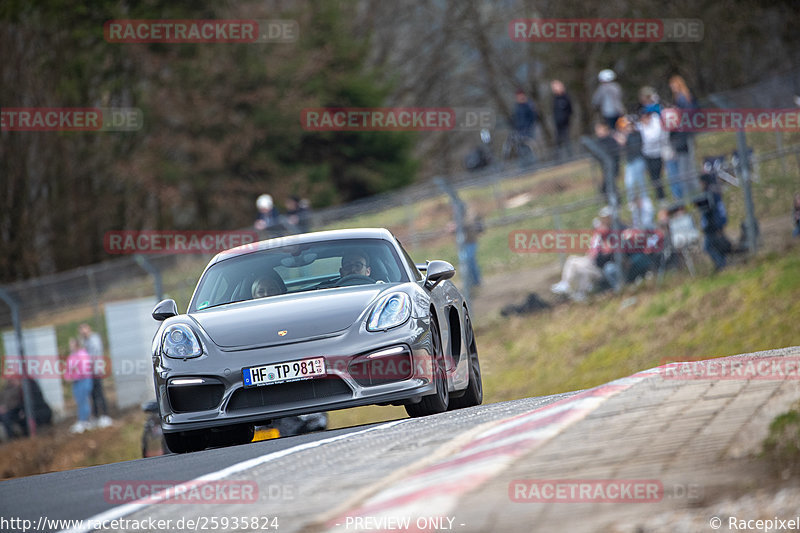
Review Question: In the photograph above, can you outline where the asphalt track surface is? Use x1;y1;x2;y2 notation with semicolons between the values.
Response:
0;393;575;532
0;425;366;526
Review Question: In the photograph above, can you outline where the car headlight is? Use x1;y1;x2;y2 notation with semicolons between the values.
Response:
161;324;202;358
368;293;411;331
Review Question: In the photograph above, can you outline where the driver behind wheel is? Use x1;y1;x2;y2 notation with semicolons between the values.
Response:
339;250;371;278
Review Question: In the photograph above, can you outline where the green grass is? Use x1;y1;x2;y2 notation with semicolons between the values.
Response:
476;253;800;402
75;416;143;467
763;399;800;476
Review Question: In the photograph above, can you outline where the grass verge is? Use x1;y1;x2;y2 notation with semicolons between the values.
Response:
476;251;800;402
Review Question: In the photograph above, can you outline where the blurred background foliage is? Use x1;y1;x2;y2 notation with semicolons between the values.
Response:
2;0;799;282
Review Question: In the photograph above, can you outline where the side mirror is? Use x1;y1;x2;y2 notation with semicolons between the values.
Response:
424;260;455;289
152;299;178;321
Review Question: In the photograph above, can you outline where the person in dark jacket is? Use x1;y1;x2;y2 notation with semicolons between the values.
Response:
0;377;52;440
0;378;24;439
551;80;573;160
285;195;311;235
512;89;538;139
696;173;731;271
593;121;621;200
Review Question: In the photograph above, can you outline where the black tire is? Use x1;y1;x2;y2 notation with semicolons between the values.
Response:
405;319;449;417
448;312;483;410
141;427;149;458
163;430;209;454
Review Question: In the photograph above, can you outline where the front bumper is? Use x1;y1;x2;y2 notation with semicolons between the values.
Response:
155;318;434;433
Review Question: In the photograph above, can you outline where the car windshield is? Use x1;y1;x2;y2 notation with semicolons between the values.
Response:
190;238;409;311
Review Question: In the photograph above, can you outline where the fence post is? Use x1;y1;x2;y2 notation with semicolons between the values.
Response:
434;177;470;303
580;136;623;291
736;131;759;254
134;255;164;301
775;131;787;175
709;94;759;256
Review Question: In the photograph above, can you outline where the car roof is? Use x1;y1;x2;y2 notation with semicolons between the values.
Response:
208;227;396;266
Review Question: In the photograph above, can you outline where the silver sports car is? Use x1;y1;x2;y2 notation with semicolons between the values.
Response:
150;228;482;453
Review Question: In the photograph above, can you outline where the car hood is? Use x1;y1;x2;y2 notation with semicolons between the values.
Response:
189;285;394;348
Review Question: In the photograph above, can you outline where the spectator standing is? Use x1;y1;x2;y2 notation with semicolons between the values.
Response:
614;115;652;229
447;208;484;290
254;194;284;238
462;210;484;288
592;121;621;201
592;69;624;129
663;105;686;200
65;338;94;434
509;89;538;163
79;323;112;428
667;75;700;196
551;80;573;160
639;110;667;201
638;86;661;116
512;89;538;139
285;195;311;235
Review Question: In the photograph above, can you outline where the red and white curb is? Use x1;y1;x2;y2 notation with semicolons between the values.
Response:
326;369;660;532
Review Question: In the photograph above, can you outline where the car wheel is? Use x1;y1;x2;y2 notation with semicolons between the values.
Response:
405;319;449;417
163;430;208;454
448;312;483;409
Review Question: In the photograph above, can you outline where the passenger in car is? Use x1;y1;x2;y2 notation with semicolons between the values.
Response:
251;271;287;298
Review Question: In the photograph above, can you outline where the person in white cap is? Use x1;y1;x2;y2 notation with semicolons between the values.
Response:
592;69;625;130
254;194;283;237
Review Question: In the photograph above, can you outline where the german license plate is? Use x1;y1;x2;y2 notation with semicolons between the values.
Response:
243;357;325;387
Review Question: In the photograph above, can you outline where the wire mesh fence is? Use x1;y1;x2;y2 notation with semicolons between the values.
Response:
1;71;798;354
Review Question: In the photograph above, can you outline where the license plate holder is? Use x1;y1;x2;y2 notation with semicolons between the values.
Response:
242;357;326;388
